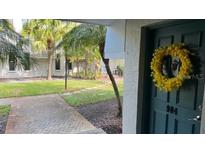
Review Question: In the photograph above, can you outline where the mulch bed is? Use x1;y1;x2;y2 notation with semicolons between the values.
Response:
0;115;9;134
75;98;122;134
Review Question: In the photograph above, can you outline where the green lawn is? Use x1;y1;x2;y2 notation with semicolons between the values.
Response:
0;80;105;98
0;105;11;116
63;81;123;106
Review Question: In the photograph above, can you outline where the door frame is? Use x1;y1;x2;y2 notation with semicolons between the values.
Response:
137;19;205;133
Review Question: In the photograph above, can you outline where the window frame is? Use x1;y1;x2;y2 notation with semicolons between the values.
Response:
8;53;16;71
55;53;61;71
24;52;31;71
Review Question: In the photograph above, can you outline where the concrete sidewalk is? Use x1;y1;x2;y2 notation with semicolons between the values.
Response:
0;94;105;134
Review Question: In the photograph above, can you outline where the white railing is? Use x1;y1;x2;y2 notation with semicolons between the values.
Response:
31;52;48;58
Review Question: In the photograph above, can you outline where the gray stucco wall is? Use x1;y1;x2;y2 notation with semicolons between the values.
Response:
123;19;164;133
200;85;205;133
104;20;125;59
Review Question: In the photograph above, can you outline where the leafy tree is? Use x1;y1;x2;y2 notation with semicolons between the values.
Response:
62;32;101;79
83;48;101;78
0;19;30;69
60;24;122;116
63;47;83;77
22;19;74;80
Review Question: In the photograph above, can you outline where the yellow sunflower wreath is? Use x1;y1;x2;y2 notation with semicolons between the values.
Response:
150;43;192;92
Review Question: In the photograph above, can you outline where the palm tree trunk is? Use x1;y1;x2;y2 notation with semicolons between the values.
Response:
84;60;88;78
84;52;88;78
47;50;53;80
65;58;68;90
76;60;80;78
94;61;97;78
99;42;122;117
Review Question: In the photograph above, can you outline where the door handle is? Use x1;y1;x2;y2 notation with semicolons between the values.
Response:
188;115;201;121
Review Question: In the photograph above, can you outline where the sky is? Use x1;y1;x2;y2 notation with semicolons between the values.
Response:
12;19;23;33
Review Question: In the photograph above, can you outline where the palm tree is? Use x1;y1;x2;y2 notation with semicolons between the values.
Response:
0;19;30;69
22;19;74;80
61;24;122;116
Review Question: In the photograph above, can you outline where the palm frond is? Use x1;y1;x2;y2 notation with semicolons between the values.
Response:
0;19;30;69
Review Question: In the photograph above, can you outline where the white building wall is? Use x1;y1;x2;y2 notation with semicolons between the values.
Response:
101;59;124;75
123;19;164;134
0;55;65;79
70;61;99;75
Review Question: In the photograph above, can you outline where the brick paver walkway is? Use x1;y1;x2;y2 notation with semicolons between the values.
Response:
0;94;104;134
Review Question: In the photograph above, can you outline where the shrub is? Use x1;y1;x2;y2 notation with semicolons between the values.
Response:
69;71;102;80
116;65;124;76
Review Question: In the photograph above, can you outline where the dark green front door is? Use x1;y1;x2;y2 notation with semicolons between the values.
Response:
149;20;205;134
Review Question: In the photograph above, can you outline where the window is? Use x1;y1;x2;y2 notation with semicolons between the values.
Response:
55;54;60;70
9;54;16;71
24;53;30;70
68;61;72;70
